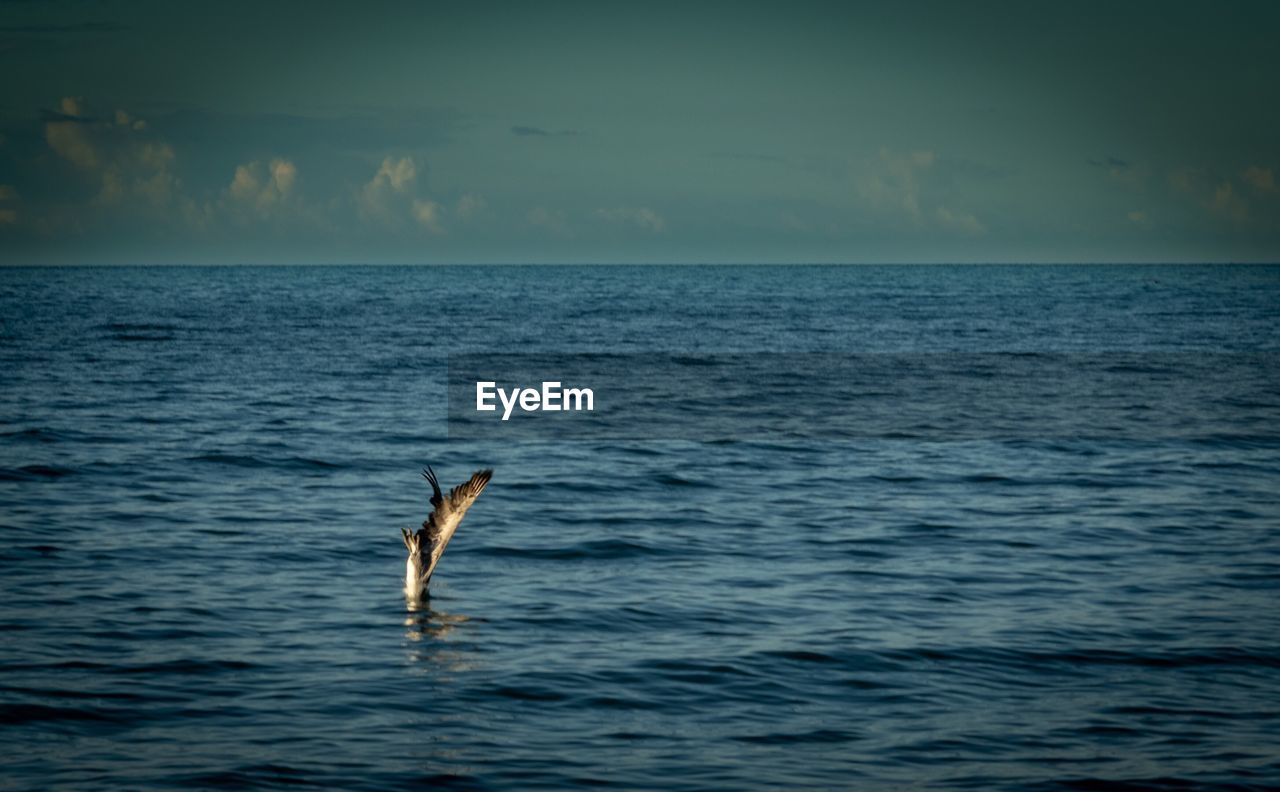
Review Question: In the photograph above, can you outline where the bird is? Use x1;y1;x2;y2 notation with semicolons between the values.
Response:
402;466;493;601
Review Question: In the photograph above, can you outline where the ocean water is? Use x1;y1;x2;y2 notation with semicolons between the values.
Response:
1;264;1279;790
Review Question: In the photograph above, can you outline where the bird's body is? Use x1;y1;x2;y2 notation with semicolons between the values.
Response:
402;466;493;601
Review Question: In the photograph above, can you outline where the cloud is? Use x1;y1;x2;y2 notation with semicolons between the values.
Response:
44;97;98;169
1168;166;1264;227
1209;181;1249;223
227;158;297;216
43;97;179;209
934;206;985;235
358;156;417;225
356;156;448;233
860;148;932;221
1241;166;1275;194
526;206;570;236
594;206;666;233
859;147;984;235
9;96;492;246
412;199;443;234
371;156;416;193
97;142;177;208
114;109;147;131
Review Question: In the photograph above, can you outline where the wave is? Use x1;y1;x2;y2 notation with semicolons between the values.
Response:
186;453;345;470
0;464;75;480
655;473;715;487
98;322;181;332
732;728;859;745
172;764;359;790
472;538;670;561
0;703;134;726
1024;776;1270;791
1;658;257;675
0;427;63;443
753;645;1280;675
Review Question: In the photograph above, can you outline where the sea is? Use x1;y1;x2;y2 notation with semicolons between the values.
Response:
1;264;1278;790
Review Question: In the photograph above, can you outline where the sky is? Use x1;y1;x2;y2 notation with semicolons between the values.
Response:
0;0;1278;264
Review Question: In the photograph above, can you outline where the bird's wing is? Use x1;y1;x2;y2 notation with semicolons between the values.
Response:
421;466;445;545
444;468;493;518
420;468;493;576
421;466;491;530
423;466;445;511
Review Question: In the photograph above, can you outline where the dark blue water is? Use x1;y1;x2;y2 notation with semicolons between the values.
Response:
2;264;1279;790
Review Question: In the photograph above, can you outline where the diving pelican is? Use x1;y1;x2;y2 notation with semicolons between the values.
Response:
402;466;493;600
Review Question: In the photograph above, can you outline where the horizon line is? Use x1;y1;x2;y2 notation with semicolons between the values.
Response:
3;261;1280;268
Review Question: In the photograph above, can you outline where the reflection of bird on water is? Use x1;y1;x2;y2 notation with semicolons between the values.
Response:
401;466;493;602
403;600;472;642
403;602;478;672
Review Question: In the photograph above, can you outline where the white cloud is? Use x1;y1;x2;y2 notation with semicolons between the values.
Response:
859;148;932;221
113;108;147;131
97;142;178;208
357;156;453;234
227;158;298;216
594;206;666;233
358;156;417;225
27;96;486;240
1210;181;1249;223
59;96;84;117
382;157;416;193
271;159;297;194
1167;166;1263;227
934;206;985;235
45;109;99;171
526;206;570;236
859;147;984;235
43;97;179;210
412;199;444;234
358;157;417;214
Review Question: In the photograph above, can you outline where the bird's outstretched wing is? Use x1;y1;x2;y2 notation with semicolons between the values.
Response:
422;466;492;529
418;467;493;577
423;466;445;512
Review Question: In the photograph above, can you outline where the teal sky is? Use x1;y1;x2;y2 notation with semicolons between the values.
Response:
1;0;1278;263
